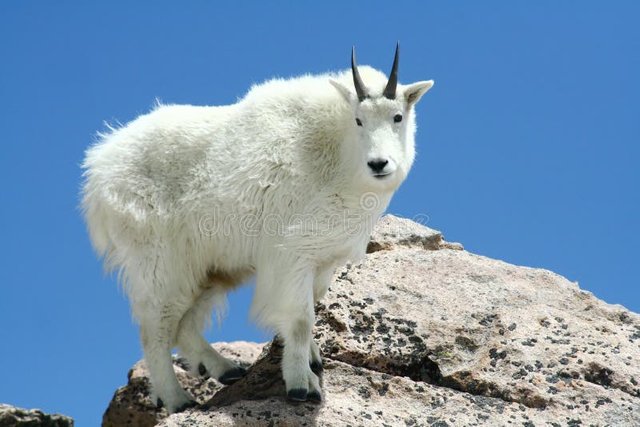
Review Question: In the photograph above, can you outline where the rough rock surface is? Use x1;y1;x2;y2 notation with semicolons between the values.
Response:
102;342;263;427
103;215;640;426
0;404;73;427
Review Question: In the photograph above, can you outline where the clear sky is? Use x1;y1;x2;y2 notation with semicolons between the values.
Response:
1;2;638;426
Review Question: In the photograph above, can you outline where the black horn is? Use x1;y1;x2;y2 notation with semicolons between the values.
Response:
351;46;367;102
383;42;399;100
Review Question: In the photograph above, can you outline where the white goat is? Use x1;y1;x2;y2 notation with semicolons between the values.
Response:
82;45;433;412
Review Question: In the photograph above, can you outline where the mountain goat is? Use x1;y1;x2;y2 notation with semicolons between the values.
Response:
82;44;433;412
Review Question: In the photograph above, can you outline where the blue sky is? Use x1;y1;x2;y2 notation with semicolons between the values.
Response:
1;2;638;426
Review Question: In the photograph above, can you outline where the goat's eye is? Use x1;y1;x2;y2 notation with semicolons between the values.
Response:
394;114;403;123
355;118;363;126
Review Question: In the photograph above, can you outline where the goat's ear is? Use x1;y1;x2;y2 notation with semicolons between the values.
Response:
404;80;434;106
330;79;353;103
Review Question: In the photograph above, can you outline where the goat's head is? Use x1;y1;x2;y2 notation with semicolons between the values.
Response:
331;43;434;191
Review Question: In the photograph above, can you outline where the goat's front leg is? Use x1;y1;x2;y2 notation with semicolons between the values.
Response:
253;263;321;402
280;300;321;402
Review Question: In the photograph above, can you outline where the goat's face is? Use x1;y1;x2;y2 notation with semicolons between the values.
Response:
348;95;418;190
330;45;434;192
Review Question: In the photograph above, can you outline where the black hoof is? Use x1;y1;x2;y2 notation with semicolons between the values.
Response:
176;400;198;413
310;360;323;374
198;363;208;376
218;367;247;385
156;398;164;409
307;390;322;403
287;388;308;402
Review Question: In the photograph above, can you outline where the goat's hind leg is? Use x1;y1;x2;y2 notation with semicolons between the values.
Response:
309;340;323;374
176;288;247;385
139;303;197;413
308;261;336;375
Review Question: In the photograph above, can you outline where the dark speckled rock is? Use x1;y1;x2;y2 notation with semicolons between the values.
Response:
0;404;73;427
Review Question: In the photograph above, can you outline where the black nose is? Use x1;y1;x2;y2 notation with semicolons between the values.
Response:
367;159;389;174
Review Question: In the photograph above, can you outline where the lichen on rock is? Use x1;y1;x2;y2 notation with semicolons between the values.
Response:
0;404;73;427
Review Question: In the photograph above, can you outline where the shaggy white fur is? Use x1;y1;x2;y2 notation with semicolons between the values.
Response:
82;54;433;412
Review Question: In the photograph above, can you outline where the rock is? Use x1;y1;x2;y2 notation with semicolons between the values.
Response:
162;346;565;427
367;214;463;253
102;342;263;427
103;215;640;426
0;404;73;427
